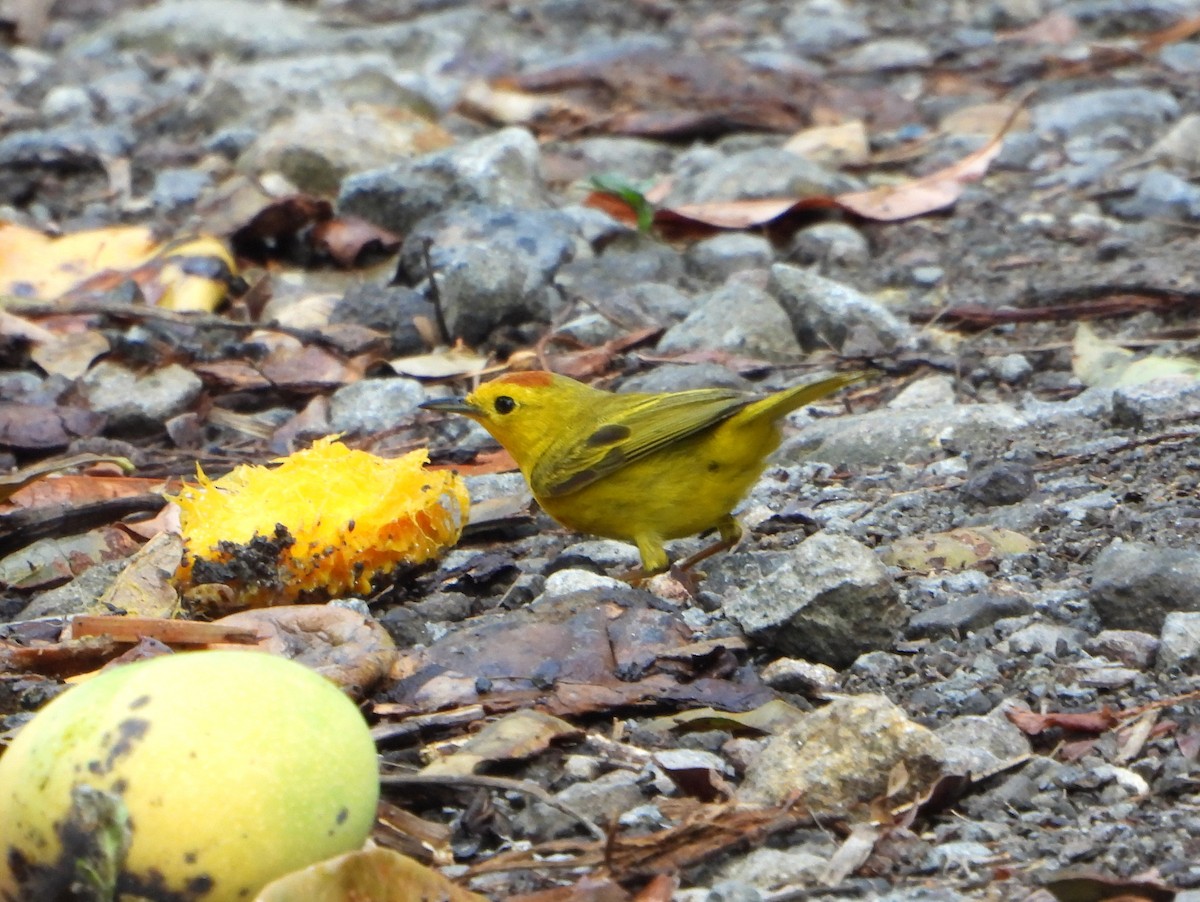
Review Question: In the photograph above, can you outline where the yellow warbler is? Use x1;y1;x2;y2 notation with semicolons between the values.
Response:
422;370;863;575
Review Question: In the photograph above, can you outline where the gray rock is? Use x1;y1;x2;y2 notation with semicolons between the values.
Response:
990;353;1033;384
788;222;871;270
921;841;999;874
41;85;94;122
0;125;133;205
670;148;860;205
339;128;549;235
617;363;756;395
517;769;646;839
550;540;640;574
19;559;126;619
780;403;1029;468
714;533;904;668
1111;374;1200;427
332;284;429;357
79;362;202;432
87;0;321;58
1150;113;1200;168
1158;612;1200;671
769;263;914;355
888;375;957;409
1031;88;1179;139
685;234;774;283
936;711;1031;777
705;881;765;902
397;205;579;345
151;168;211;211
1159;41;1200;74
962;461;1036;506
1002;623;1088;657
559;135;676;182
740;694;947;815
782;4;870;51
542;569;627;597
716;847;829;893
658;281;802;362
238;105;452;195
841;37;933;71
759;657;839;695
1091;540;1200;632
328;377;426;434
1085;629;1159;669
906;593;1033;639
911;265;945;287
1112;170;1200;222
198;53;435;128
554;232;686;300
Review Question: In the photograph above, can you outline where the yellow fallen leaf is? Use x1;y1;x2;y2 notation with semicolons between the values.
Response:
883;526;1034;572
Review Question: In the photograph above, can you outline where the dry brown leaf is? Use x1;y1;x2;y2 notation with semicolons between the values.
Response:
255;847;487;902
213;604;398;699
422;709;581;776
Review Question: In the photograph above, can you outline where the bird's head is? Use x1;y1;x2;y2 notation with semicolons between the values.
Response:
421;371;592;469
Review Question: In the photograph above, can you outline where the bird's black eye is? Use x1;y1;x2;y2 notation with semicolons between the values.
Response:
494;395;516;414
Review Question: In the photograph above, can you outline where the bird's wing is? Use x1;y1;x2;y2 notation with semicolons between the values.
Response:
534;389;751;498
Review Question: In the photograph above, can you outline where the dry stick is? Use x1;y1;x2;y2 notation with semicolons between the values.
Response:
3;298;344;350
380;772;606;840
419;238;452;347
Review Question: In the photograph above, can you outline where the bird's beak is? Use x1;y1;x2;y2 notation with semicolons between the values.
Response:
420;397;479;416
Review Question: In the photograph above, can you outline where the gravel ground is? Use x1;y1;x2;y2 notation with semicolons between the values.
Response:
4;0;1200;899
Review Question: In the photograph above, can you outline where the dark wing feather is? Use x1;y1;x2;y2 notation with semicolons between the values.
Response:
534;389;750;497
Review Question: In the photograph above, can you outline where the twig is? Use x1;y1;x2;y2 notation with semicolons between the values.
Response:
420;238;452;346
380;772;606;840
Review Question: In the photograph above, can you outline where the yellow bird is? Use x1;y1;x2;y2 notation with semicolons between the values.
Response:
422;370;863;575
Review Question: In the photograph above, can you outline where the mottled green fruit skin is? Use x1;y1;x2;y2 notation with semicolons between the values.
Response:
0;650;380;902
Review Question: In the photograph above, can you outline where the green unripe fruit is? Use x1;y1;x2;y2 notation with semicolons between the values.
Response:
0;650;379;901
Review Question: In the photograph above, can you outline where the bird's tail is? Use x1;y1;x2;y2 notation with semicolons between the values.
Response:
745;371;867;422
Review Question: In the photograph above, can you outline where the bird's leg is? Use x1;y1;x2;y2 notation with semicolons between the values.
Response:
618;534;670;584
677;516;744;572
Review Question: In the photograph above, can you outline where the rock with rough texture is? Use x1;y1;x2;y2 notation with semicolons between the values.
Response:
1112;170;1200;222
1002;623;1088;657
1085;630;1160;670
685;234;774;283
759;658;839;695
841;37;933;71
669;148;860;205
1031;87;1179;138
769;264;914;355
1091;541;1200;632
713;533;904;668
888;375;957;409
1111;375;1200;428
339;128;549;235
237;105;453;195
328;377;426;434
1150;113;1200;168
87;0;321;58
1158;612;1200;671
657;281;802;361
79;362;202;432
740;694;947;816
962;461;1037;506
396;205;580;345
936;711;1031;778
906;593;1033;639
515;770;646;839
780;404;1030;468
788;222;871;270
331;284;430;357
